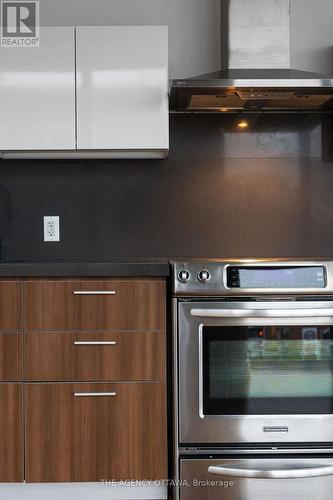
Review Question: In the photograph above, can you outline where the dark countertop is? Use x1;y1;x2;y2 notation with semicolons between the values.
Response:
0;260;171;277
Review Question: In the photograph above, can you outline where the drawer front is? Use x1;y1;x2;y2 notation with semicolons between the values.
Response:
25;382;167;482
0;384;23;482
0;334;22;381
0;281;22;332
24;279;165;331
24;332;166;381
180;458;333;500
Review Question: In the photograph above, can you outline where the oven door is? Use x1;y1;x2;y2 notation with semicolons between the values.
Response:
180;457;333;500
178;300;333;444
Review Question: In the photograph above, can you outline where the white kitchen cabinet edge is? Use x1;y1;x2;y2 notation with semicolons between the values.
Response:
0;149;168;159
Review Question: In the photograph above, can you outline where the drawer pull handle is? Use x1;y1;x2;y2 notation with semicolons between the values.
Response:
73;291;116;295
74;392;117;397
73;341;117;346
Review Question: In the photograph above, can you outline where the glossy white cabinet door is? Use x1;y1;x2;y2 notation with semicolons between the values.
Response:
76;26;168;152
0;28;75;151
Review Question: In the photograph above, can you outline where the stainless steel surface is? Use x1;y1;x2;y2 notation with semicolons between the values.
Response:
237;90;296;100
180;458;333;500
179;446;333;455
172;260;332;296
73;392;117;397
173;259;333;500
73;341;117;345
191;307;333;318
170;70;333;112
170;0;333;113
178;299;333;444
228;0;290;70
173;297;180;499
208;461;333;479
73;290;116;295
171;69;333;88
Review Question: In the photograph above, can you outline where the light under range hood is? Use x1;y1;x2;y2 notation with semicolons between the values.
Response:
170;68;333;113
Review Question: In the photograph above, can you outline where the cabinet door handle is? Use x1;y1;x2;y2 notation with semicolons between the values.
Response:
73;290;116;295
74;392;117;397
73;341;117;345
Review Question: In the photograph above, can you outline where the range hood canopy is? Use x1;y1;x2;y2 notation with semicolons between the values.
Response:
170;68;333;112
170;0;333;112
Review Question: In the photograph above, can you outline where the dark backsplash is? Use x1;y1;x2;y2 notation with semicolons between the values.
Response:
0;113;333;261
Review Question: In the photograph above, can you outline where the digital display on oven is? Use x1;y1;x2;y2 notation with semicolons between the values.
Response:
227;266;326;288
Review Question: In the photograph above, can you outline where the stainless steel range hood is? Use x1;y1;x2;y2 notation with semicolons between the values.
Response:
170;0;333;112
170;68;333;112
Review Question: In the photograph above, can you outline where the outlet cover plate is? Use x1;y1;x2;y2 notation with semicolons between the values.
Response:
44;216;60;242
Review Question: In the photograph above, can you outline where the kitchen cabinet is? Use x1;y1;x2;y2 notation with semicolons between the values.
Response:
0;334;22;381
22;277;167;483
76;26;169;154
0;282;23;481
24;279;165;331
0;28;75;151
24;331;165;381
25;382;167;482
0;281;22;332
0;26;168;159
0;384;23;482
0;281;22;380
0;277;167;484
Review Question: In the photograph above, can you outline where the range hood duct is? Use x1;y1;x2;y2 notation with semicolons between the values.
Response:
170;0;333;112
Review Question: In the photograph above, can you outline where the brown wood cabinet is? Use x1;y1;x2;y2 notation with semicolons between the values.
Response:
0;277;167;484
0;333;22;381
0;281;22;332
0;384;23;482
24;331;166;381
24;279;165;331
25;382;167;482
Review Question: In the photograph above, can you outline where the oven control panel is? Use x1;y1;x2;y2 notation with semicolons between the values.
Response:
172;260;331;296
226;266;325;289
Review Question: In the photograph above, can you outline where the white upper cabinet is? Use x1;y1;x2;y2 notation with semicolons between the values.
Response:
0;27;75;151
76;26;169;156
0;26;168;159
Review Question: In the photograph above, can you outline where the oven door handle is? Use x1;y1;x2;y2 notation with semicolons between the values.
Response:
191;308;333;319
208;462;333;479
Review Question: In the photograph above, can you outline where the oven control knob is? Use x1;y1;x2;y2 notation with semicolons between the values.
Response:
198;269;211;283
178;270;190;283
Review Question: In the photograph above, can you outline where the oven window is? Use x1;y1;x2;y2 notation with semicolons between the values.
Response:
202;326;333;415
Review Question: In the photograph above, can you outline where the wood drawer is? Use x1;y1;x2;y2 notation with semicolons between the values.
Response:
24;279;165;331
0;281;22;332
25;382;167;482
0;383;23;482
24;331;165;381
0;334;22;381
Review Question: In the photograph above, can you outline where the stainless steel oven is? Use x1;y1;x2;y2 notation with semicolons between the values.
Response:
172;260;333;500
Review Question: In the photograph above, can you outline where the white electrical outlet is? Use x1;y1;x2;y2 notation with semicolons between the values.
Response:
44;216;60;242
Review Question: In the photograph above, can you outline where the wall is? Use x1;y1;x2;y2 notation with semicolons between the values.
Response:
1;2;333;262
0;114;332;262
38;0;333;76
290;0;333;74
39;0;221;79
